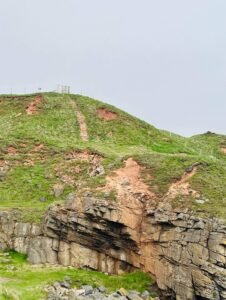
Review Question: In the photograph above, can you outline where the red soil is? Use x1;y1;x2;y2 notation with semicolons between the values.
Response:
97;108;118;121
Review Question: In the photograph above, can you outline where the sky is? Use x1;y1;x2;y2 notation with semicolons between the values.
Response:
0;0;225;137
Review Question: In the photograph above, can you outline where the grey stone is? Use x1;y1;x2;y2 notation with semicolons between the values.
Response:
53;282;61;290
64;276;71;282
60;280;71;289
193;221;205;229
39;197;47;202
127;293;143;300
141;290;150;299
81;285;93;295
98;286;106;293
109;292;121;298
91;292;105;299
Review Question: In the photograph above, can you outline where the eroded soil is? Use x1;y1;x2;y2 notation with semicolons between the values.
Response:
26;95;43;115
97;108;118;121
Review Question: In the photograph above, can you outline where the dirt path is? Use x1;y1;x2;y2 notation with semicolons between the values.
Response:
26;95;43;115
70;100;89;142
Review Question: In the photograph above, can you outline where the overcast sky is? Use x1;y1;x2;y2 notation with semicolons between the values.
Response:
0;1;225;136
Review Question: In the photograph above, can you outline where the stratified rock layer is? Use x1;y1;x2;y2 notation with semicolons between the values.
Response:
0;201;225;300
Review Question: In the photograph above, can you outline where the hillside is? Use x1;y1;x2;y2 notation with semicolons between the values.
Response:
0;93;226;300
0;92;225;221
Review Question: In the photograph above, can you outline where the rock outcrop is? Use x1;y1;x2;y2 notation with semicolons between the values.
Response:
0;201;225;300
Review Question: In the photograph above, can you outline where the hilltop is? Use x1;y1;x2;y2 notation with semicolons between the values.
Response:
0;92;225;222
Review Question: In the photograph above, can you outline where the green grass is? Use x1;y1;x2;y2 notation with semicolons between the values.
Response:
136;152;226;220
190;161;226;220
72;94;195;154
0;251;154;300
0;92;225;221
189;132;226;159
136;153;198;196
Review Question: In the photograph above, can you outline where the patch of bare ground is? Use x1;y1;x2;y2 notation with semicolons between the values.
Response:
97;108;118;121
65;151;102;164
0;160;10;169
54;162;81;187
19;143;27;148
32;144;45;153
221;147;226;155
100;158;156;236
164;165;200;201
7;146;17;156
23;159;35;167
104;158;154;198
70;100;89;141
25;95;43;115
55;151;104;187
1;143;51;168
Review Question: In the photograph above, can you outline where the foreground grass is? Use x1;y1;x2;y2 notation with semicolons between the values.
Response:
0;252;154;300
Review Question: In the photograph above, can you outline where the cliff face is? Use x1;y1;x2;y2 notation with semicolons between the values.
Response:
0;201;225;300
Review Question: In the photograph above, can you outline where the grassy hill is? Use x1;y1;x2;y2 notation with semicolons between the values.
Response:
0;92;225;221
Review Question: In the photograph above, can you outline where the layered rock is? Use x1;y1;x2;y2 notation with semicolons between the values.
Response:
0;201;225;300
141;207;226;299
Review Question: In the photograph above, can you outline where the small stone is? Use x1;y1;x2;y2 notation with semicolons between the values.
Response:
65;193;76;204
141;290;150;299
0;166;9;180
83;191;92;197
64;276;71;282
121;179;129;186
39;197;47;202
98;286;106;293
60;280;71;289
52;183;64;197
109;292;121;298
195;199;205;205
74;288;86;296
99;206;107;213
193;221;205;229
53;282;61;290
81;285;93;295
118;288;128;297
92;291;106;299
90;165;105;177
127;291;143;300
